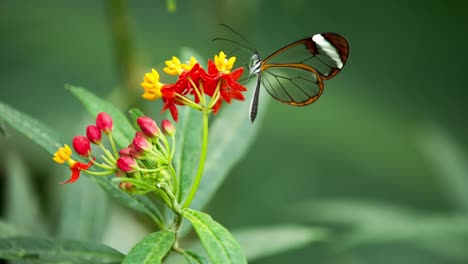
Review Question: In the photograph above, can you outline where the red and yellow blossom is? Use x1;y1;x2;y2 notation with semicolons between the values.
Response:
52;144;94;184
140;52;247;121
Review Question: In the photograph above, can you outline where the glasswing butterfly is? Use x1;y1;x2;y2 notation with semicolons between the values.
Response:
214;25;350;123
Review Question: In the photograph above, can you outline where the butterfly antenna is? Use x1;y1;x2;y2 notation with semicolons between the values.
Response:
211;37;257;54
219;24;257;52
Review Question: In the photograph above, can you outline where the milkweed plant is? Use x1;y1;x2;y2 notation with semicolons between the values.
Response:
1;52;257;263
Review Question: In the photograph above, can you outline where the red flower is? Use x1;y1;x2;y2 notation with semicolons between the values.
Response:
160;64;206;121
204;60;247;113
60;159;94;184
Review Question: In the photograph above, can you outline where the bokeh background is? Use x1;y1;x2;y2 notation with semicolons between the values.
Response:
1;0;468;263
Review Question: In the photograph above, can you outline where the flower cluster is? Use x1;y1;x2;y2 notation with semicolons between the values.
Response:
52;112;178;205
140;51;247;121
115;116;178;205
52;112;113;184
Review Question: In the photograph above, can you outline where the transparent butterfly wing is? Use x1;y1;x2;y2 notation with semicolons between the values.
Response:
260;65;324;106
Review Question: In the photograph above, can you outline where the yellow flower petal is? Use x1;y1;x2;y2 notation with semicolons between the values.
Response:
182;56;198;71
141;82;154;90
53;144;72;164
214;51;236;73
144;73;156;83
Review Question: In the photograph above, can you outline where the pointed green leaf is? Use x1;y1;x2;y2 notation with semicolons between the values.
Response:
419;125;468;212
298;199;468;259
173;107;203;201
58;177;108;241
92;177;163;226
181;208;246;264
232;225;328;262
0;102;63;154
189;84;269;211
128;108;145;130
0;237;123;263
66;84;135;148
122;230;175;264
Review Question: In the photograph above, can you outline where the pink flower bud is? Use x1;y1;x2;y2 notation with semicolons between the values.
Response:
117;156;138;172
129;148;144;159
72;136;91;157
132;132;151;153
137;116;161;138
96;112;113;134
86;125;102;144
161;119;176;136
118;147;132;157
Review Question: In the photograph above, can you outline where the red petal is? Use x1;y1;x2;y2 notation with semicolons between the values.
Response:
211;99;222;114
59;159;94;184
59;167;81;184
169;103;179;122
162;86;175;98
230;67;244;80
207;60;219;75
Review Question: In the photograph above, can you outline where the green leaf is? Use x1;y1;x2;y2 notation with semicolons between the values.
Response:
419;125;468;212
232;225;329;262
0;102;63;154
188;82;269;211
5;153;48;237
92;177;164;226
181;208;246;264
0;237;124;263
173;107;203;201
58;177;109;241
297;199;468;260
122;230;175;264
66;84;135;148
128;108;145;130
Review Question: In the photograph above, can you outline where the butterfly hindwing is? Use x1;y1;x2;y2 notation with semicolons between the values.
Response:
260;65;323;106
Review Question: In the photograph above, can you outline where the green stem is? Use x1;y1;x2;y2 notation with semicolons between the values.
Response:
108;134;119;159
182;111;209;208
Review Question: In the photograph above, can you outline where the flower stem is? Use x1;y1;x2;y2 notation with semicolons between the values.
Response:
182;111;209;208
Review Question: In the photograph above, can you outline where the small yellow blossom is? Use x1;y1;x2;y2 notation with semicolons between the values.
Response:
164;56;184;76
53;144;72;164
181;56;198;71
164;56;199;76
141;68;163;100
214;51;236;73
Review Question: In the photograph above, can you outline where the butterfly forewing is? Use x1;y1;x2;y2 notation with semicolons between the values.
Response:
262;33;349;80
261;65;323;106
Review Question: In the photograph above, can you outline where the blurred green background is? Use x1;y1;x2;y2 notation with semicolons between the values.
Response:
1;0;468;263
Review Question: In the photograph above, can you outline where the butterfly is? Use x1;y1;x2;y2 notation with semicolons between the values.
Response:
215;25;350;123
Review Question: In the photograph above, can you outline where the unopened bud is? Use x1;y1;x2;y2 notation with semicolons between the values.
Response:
137;116;161;138
86;125;102;144
161;119;176;136
96;112;113;134
72;136;91;157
